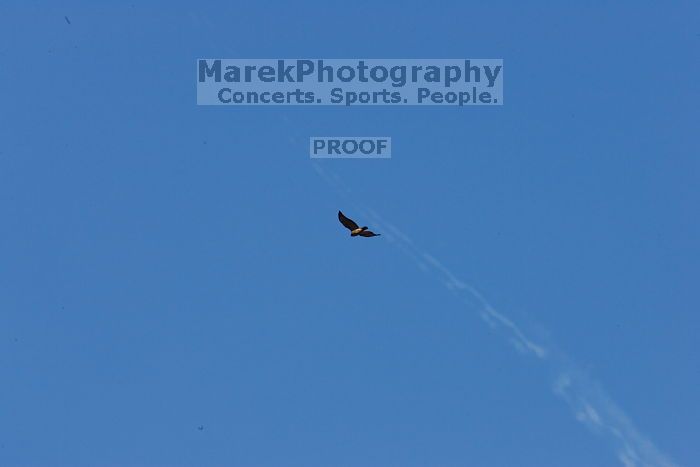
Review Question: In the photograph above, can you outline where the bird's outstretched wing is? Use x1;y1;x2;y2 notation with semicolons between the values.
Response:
359;230;380;237
338;211;359;231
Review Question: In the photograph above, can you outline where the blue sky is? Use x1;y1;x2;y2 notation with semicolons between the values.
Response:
1;2;698;466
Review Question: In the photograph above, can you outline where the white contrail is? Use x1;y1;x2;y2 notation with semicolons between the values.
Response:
313;162;677;467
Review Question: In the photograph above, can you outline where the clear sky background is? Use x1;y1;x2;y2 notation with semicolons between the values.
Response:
1;2;698;466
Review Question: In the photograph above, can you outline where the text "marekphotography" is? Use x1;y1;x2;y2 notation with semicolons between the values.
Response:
197;59;503;106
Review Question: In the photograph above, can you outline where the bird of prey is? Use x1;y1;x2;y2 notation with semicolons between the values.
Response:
338;211;381;237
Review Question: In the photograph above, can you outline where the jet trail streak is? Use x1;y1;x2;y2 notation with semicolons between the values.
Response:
312;162;677;467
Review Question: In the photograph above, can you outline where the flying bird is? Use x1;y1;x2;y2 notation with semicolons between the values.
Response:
338;211;381;237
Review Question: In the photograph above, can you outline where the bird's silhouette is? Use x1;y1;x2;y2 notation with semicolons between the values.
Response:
338;211;380;237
